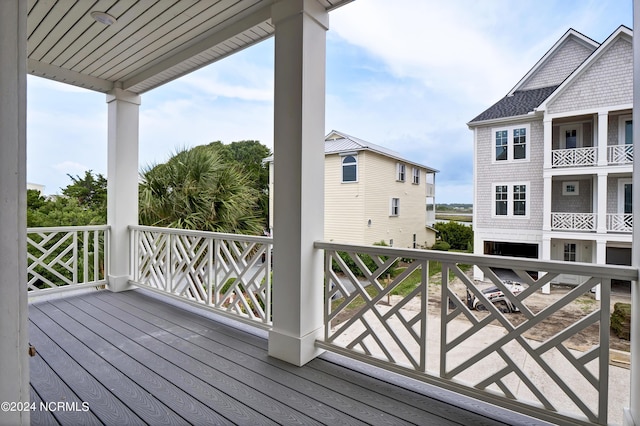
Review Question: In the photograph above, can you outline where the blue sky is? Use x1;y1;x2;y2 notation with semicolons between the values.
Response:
27;0;632;203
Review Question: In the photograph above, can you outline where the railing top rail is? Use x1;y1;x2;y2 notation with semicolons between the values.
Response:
129;225;273;244
314;240;638;281
27;225;110;233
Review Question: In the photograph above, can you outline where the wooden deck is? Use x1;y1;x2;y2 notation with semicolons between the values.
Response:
28;289;544;425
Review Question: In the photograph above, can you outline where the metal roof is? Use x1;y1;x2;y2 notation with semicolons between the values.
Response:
324;130;438;173
27;0;352;94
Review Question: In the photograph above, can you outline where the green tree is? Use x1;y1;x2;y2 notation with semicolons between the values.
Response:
433;221;473;251
62;170;107;213
139;146;264;235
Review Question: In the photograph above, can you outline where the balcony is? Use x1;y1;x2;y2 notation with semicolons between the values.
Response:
550;145;634;168
27;226;637;425
551;213;597;231
550;213;634;233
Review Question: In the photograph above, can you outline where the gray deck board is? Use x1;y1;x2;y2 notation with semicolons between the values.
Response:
28;289;519;426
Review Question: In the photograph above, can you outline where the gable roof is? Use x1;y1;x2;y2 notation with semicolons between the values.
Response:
324;130;438;173
468;28;600;126
508;29;599;95
537;25;633;113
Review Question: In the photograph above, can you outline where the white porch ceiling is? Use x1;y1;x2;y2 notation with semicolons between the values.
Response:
27;0;351;94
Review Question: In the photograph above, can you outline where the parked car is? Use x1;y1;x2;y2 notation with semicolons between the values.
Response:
467;280;524;313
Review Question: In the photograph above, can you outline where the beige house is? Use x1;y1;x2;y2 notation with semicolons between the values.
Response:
267;130;438;248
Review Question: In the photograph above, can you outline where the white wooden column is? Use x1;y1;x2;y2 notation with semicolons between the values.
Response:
596;172;608;234
0;1;29;424
541;236;551;294
628;1;640;424
543;118;553;169
597;112;609;166
106;88;140;292
268;0;328;366
543;175;552;232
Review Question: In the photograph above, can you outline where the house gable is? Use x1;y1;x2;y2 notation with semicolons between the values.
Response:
469;29;598;125
516;31;598;92
543;27;632;115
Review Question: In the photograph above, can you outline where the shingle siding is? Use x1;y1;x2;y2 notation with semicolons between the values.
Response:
520;38;595;91
551;178;592;212
547;38;632;114
475;119;544;230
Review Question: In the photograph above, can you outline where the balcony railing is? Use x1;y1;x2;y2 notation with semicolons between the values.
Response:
552;147;597;167
606;213;633;233
27;225;109;296
315;241;637;426
129;225;273;329
607;144;633;165
551;212;596;231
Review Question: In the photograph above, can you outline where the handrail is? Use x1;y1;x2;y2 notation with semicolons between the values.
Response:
315;240;636;425
129;225;273;329
27;225;110;296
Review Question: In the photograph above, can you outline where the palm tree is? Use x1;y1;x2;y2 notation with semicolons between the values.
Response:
139;146;264;235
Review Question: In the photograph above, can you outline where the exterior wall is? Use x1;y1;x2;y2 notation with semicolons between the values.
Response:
547;37;633;114
361;151;433;248
324;152;366;243
551;178;593;212
520;38;596;91
474;118;544;231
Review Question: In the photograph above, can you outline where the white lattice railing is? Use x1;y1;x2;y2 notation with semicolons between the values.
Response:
606;214;633;233
27;225;109;295
552;147;597;167
130;225;273;328
551;212;596;231
315;241;637;426
607;145;633;165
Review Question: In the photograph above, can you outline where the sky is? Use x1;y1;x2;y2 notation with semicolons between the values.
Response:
26;0;633;203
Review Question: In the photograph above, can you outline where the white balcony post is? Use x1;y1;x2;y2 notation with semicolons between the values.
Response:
541;237;551;294
0;1;29;424
106;88;140;292
628;1;640;424
596;172;608;234
543;175;552;232
543;118;553;169
268;0;328;366
597;112;609;166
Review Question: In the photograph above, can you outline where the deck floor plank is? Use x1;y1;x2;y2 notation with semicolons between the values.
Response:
84;293;368;426
29;316;140;425
28;289;538;426
105;291;490;426
30;388;60;426
35;300;242;426
64;296;309;426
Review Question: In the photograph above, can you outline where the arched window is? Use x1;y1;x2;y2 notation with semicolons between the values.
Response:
342;155;357;182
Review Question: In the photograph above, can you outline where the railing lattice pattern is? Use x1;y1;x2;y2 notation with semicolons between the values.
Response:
552;147;597;167
607;144;633;164
551;212;596;231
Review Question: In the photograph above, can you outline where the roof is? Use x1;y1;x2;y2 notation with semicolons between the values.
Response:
324;130;438;173
264;130;439;173
468;86;559;124
27;0;353;94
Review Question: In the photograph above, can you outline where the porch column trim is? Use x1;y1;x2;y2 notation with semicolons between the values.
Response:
0;1;29;424
268;0;328;366
106;88;141;292
597;112;609;166
596;172;608;234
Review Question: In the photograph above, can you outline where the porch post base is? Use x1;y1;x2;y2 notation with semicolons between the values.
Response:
107;274;134;293
268;327;325;366
623;408;636;426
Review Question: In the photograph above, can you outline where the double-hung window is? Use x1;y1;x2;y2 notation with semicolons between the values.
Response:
493;182;529;217
342;155;357;183
397;163;406;182
412;167;420;184
493;124;529;162
390;198;400;216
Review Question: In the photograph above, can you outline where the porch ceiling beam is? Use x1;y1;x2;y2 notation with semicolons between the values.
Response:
27;59;113;93
122;4;272;93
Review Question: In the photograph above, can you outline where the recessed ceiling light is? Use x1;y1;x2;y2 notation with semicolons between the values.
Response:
90;11;116;26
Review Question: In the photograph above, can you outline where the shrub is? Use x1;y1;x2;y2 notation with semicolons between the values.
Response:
432;241;450;251
433;221;473;251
